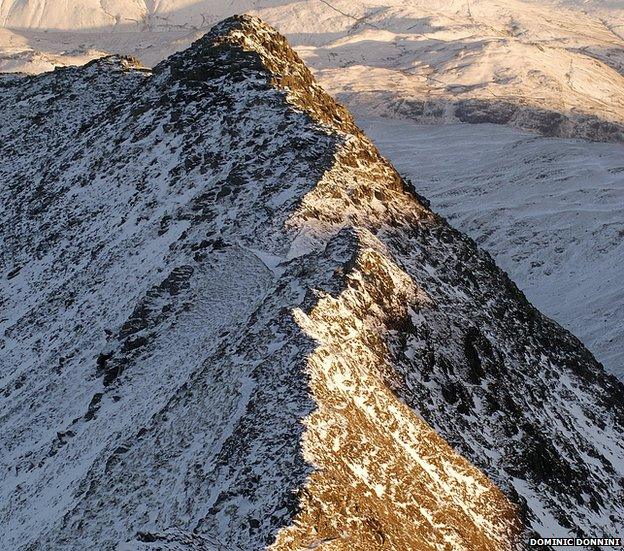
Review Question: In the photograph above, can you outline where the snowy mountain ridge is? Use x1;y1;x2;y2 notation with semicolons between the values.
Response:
1;13;624;551
3;0;624;382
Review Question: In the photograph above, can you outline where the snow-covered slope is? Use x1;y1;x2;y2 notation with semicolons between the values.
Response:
361;118;624;379
2;1;622;388
2;0;624;141
2;14;624;550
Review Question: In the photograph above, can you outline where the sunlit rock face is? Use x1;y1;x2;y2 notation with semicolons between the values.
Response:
1;14;623;551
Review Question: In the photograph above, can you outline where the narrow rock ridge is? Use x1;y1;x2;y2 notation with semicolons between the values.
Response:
157;14;361;137
1;14;623;551
273;229;521;550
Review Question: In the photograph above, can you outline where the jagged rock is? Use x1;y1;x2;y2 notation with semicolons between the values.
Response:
1;14;623;551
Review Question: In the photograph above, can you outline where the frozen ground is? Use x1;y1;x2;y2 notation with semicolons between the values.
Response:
360;118;624;378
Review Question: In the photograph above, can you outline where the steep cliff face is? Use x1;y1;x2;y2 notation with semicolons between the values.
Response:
1;15;623;551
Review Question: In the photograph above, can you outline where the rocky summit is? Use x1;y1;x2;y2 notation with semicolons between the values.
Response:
1;14;623;551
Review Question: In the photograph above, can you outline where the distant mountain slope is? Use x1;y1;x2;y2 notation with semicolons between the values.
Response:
2;14;623;551
361;118;624;379
1;0;624;142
